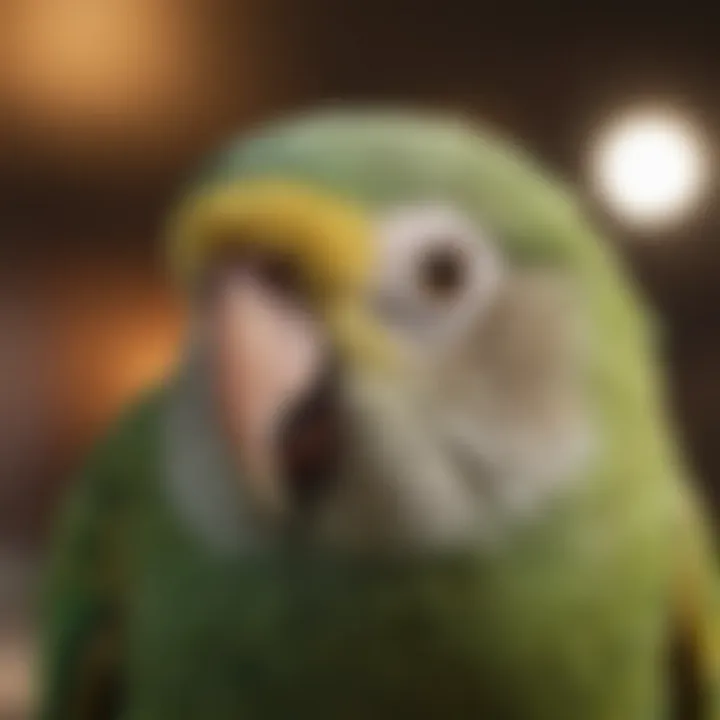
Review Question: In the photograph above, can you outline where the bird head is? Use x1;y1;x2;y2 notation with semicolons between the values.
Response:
165;109;659;555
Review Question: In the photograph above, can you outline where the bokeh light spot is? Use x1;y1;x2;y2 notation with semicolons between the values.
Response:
589;109;709;229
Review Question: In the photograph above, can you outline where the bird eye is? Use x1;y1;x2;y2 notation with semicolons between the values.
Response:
373;204;503;344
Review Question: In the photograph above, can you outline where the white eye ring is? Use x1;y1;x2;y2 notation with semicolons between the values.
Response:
372;204;503;344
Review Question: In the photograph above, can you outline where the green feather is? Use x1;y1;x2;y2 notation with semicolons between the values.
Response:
39;109;719;719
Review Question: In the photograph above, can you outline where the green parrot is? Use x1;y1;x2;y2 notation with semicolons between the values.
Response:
38;108;720;719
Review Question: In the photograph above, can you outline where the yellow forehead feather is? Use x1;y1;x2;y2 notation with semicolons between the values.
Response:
168;180;373;299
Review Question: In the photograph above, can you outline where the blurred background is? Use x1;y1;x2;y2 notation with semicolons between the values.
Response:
1;2;719;716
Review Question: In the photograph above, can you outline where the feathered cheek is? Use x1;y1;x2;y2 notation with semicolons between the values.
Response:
435;269;596;517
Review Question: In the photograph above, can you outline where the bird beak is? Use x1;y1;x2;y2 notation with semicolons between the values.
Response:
172;181;394;515
208;262;337;513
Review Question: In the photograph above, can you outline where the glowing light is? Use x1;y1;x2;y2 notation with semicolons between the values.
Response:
590;110;709;228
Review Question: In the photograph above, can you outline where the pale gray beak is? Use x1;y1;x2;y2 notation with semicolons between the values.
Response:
206;261;342;514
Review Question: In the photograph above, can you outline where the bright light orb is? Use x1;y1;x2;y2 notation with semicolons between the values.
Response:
590;110;709;228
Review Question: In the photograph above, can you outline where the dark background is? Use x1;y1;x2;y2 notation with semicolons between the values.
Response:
1;0;719;556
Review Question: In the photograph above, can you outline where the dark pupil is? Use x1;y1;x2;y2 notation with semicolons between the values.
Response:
419;245;465;297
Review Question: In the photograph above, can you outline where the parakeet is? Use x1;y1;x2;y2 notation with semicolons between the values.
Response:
38;108;720;719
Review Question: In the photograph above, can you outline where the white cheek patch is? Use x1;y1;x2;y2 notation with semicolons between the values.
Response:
316;265;597;550
432;271;597;532
439;407;596;528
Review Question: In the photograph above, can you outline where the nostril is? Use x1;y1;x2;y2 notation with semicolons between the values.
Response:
202;248;307;305
253;253;305;300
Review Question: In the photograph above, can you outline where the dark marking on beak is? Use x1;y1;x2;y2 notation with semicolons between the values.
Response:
277;361;343;512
